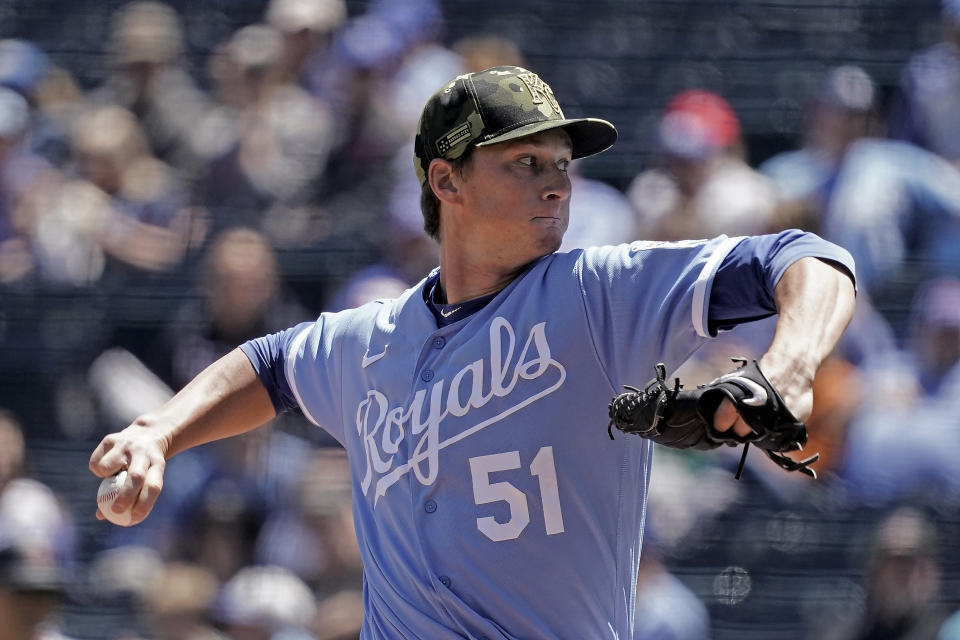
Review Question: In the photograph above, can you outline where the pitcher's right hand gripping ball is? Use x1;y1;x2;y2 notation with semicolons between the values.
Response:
607;359;819;478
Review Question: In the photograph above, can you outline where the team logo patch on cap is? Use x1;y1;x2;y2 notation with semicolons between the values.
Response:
437;122;473;155
517;72;563;116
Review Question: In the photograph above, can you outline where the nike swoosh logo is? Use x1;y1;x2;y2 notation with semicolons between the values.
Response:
439;306;461;318
362;346;388;368
721;375;768;406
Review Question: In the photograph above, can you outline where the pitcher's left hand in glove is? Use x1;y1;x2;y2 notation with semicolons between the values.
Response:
607;358;819;479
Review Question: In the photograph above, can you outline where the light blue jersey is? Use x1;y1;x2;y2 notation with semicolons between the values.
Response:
242;233;854;640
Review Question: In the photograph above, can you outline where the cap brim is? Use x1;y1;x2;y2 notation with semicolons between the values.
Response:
475;117;618;160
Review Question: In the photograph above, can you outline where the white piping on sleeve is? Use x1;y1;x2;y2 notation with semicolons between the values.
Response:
692;235;745;338
285;324;322;426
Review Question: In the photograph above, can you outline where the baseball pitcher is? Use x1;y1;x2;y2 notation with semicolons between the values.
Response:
89;66;856;639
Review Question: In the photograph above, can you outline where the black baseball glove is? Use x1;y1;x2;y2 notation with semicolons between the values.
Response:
607;358;819;479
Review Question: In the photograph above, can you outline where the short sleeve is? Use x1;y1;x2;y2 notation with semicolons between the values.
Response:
242;315;347;445
708;229;856;332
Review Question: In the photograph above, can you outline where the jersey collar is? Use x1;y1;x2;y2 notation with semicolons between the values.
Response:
423;272;499;327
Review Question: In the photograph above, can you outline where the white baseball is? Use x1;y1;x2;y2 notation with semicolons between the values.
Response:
97;470;134;526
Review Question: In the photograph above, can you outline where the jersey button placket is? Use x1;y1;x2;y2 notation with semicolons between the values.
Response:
417;337;448;598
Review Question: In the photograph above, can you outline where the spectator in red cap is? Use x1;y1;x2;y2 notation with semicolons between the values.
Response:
627;89;779;241
658;90;741;159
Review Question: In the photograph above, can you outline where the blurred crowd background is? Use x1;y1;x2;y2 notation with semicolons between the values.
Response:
1;0;960;638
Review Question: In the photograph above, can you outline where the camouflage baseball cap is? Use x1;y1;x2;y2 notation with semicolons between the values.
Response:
413;65;618;185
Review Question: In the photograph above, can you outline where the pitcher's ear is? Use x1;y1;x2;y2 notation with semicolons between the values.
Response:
429;159;461;203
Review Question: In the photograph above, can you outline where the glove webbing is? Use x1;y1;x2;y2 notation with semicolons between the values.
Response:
606;363;678;440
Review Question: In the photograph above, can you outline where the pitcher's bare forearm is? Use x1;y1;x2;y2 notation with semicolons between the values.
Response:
765;258;856;379
156;347;277;457
760;257;856;418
